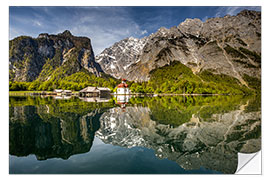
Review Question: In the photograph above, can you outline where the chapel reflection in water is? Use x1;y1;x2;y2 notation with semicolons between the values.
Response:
9;95;261;173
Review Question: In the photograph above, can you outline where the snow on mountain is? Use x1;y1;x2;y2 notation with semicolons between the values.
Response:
95;36;148;79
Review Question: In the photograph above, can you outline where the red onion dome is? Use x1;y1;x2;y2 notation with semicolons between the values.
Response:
117;83;125;88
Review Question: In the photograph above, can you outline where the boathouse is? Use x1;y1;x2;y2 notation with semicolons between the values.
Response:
97;87;112;97
79;87;111;97
53;89;72;96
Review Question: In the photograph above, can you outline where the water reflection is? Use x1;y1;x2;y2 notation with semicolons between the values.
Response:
79;97;111;103
114;95;131;109
9;106;102;160
53;95;72;100
9;95;261;174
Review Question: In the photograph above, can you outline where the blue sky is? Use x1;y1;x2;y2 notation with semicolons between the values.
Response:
9;6;261;55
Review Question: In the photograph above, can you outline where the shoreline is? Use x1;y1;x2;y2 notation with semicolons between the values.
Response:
9;91;245;97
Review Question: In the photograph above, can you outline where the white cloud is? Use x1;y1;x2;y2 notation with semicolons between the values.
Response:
33;20;42;27
216;7;240;17
11;7;262;55
65;7;148;54
10;7;148;55
215;6;261;18
226;7;242;16
141;30;148;35
202;16;208;22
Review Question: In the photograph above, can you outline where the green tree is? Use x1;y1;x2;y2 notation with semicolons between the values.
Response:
136;86;144;93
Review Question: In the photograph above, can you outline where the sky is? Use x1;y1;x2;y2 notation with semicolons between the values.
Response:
9;6;261;55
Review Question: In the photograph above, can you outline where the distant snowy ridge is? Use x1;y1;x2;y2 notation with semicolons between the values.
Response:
95;36;148;79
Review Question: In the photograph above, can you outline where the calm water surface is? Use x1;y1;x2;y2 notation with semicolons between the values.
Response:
9;95;261;174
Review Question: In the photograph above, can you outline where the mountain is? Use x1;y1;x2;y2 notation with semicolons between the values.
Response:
9;30;103;82
9;10;261;93
95;37;148;79
96;10;261;87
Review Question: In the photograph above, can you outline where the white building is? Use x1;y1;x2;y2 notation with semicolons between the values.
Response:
116;79;130;95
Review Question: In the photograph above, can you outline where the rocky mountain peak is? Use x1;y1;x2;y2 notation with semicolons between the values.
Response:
237;9;261;19
128;36;136;41
156;27;170;36
95;36;148;79
97;10;261;85
9;31;102;82
178;18;203;36
37;33;49;39
58;30;73;37
179;18;203;27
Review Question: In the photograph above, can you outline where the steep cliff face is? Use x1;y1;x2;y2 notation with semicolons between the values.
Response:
9;30;103;82
95;37;148;79
96;10;261;85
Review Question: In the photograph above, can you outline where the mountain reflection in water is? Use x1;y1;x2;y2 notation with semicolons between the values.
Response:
9;95;261;174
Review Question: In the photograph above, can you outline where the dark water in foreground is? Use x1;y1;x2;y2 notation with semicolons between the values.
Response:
9;95;261;174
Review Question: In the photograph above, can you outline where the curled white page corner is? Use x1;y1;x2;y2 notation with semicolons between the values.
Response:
235;151;261;174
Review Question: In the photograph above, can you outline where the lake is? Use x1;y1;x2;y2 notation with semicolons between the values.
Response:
9;95;261;174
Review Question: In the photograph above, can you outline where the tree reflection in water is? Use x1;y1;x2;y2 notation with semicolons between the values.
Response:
9;95;261;173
